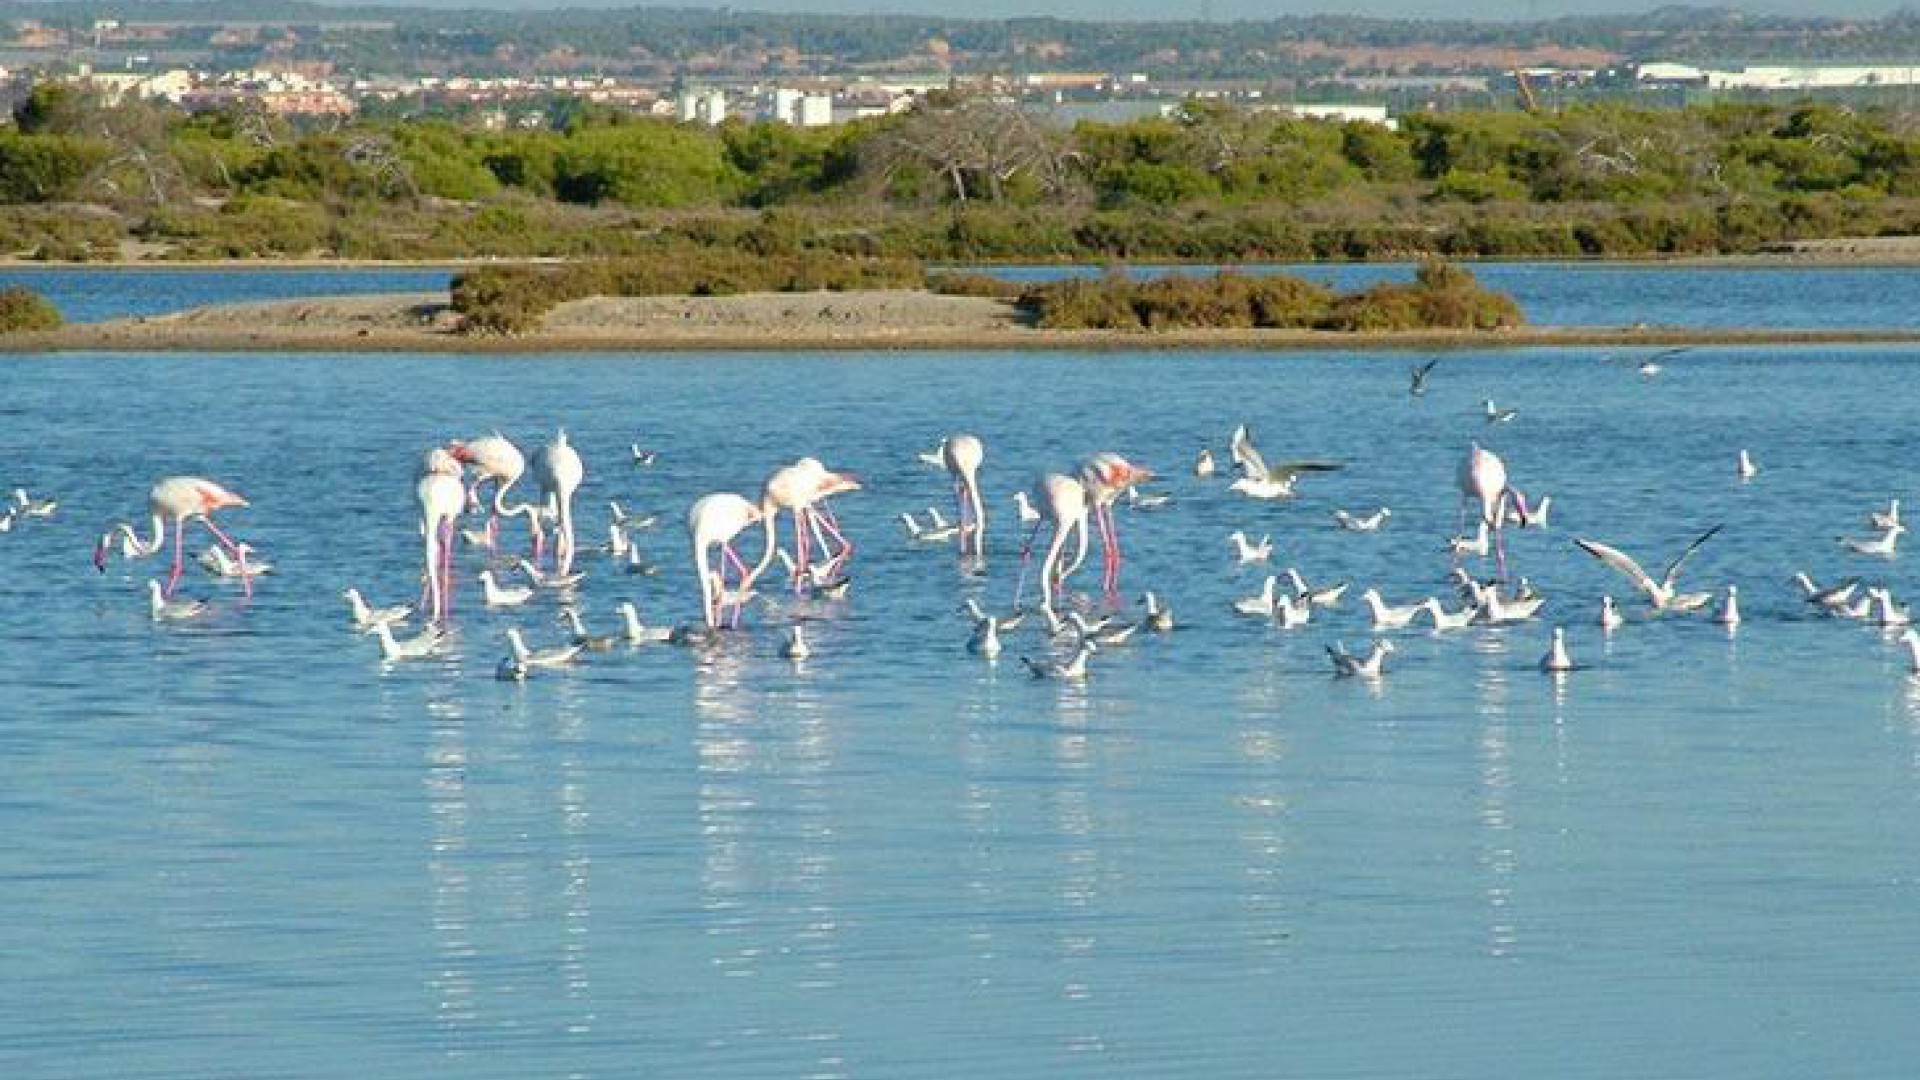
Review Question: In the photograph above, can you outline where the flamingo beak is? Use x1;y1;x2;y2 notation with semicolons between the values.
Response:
1130;466;1156;485
832;472;863;494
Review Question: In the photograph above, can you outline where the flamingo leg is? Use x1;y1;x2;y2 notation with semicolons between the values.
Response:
1096;504;1121;595
722;542;750;628
954;481;972;558
793;507;811;593
166;519;185;598
813;506;852;575
1012;522;1043;609
441;520;456;618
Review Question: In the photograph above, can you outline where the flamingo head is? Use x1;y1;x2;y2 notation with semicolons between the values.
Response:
445;440;476;464
819;470;862;497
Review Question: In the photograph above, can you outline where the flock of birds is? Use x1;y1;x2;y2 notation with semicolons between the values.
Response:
58;352;1920;687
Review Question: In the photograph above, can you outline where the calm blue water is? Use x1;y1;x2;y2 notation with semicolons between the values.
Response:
5;341;1920;1079
11;262;1920;331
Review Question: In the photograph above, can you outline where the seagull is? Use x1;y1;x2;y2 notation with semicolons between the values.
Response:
1834;594;1874;621
915;440;948;469
1012;490;1041;525
1070;611;1139;646
0;509;13;533
1126;487;1172;511
1737;450;1759;481
1273;591;1312;629
623;546;661;576
561;609;620;651
900;511;959;544
199;543;272;578
1870;588;1913;628
147;580;209;622
1630;346;1688;379
1539;627;1575;673
1328;640;1393;679
1903;629;1920;675
616;602;673;644
1793;572;1861;614
344;587;411;632
608;501;657;530
1023;639;1096;680
1573;526;1722;613
1839;523;1904;557
1870;499;1902;531
780;625;811;661
1233;576;1280;618
1448;521;1491;558
1333;507;1391;533
1284;568;1348;609
1409;358;1438;396
1599;595;1624;632
479;570;535;608
630;444;657;466
967;615;1002;658
1421;597;1476;631
1193;449;1216;477
1227;424;1340;500
372;620;445;661
1142;591;1175;632
1484;399;1518;424
518;558;585;589
962;598;1025;632
603;523;630;559
1478;588;1546;624
1361;588;1426;630
505;627;582;669
1715;584;1741;628
10;488;55;518
1513;495;1552;529
1228;531;1273;563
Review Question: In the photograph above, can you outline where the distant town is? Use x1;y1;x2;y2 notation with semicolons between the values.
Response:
9;3;1920;130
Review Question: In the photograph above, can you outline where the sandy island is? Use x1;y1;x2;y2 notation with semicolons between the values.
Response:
7;289;1920;353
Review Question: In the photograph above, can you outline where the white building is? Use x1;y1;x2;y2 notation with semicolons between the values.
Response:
796;94;832;127
771;87;803;123
1707;65;1920;91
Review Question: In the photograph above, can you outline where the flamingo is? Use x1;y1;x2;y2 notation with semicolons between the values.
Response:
1459;442;1529;579
533;430;585;576
417;448;465;624
1023;473;1088;614
94;477;254;599
1078;452;1154;596
447;434;544;556
942;434;987;562
755;458;861;593
689;492;765;629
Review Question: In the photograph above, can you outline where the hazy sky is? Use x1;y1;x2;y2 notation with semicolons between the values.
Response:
377;0;1907;19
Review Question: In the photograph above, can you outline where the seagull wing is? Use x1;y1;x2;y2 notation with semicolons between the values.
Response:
1267;460;1343;482
1649;346;1692;363
1573;537;1662;601
1229;424;1269;480
1660;524;1724;589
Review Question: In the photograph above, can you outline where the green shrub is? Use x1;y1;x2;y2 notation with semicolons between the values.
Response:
0;286;62;330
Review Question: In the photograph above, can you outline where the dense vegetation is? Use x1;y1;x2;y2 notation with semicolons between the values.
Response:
451;253;1519;334
0;285;62;331
9;86;1920;264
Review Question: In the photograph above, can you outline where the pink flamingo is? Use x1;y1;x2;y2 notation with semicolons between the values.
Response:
534;430;585;577
1077;452;1154;596
1459;442;1529;579
447;434;544;556
942;434;987;563
755;457;862;593
94;476;253;599
1020;473;1088;614
418;448;466;623
689;493;766;629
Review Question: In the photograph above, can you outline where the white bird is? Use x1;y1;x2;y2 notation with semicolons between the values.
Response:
1285;568;1348;609
1193;448;1216;477
1715;584;1742;628
1839;523;1904;557
1070;611;1139;646
561;608;620;651
1870;588;1913;628
1484;399;1518;424
616;602;673;645
371;620;445;661
915;441;948;469
780;625;811;660
1539;627;1575;673
1142;591;1175;633
479;570;534;608
608;501;658;530
1737;450;1759;480
518;557;585;589
962;598;1024;632
1228;531;1273;563
967;616;1002;658
1012;490;1041;525
605;523;630;558
199;543;272;578
1361;588;1426;630
900;511;959;544
1023;639;1096;680
1479;587;1547;625
505;627;582;669
1328;640;1393;679
1573;526;1722;612
1903;629;1920;675
1870;499;1902;531
1233;576;1279;618
1834;594;1874;621
1792;572;1861;614
624;546;661;576
1421;597;1476;631
0;509;13;533
1599;595;1624;632
147;580;208;622
344;587;411;632
1227;424;1340;500
630;444;658;466
1333;507;1391;533
1448;521;1491;558
1273;591;1312;629
1515;495;1552;529
1126;487;1172;511
11;488;55;518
